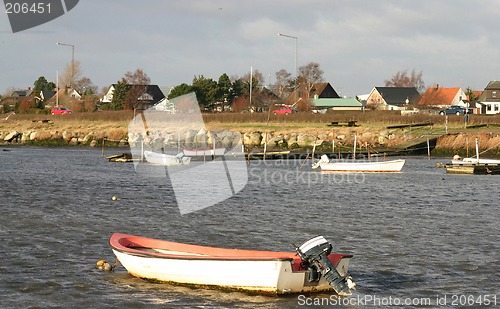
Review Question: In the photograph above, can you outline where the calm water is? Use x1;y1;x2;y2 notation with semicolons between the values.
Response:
0;147;498;308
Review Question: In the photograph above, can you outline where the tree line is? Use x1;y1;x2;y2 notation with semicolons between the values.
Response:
2;58;432;114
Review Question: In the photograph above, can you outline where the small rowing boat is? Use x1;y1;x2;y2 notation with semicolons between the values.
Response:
110;233;354;295
143;150;191;166
313;155;405;172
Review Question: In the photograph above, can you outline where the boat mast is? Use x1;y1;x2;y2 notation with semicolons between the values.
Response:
475;138;479;164
353;135;357;160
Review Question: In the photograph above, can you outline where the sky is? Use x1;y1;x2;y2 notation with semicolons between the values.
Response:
1;0;499;98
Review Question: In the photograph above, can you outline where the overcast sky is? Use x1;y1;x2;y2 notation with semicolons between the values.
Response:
1;0;499;97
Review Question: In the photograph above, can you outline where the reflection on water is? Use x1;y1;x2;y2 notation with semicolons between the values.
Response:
0;147;498;308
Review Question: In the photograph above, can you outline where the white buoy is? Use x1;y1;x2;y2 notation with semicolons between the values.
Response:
112;196;117;201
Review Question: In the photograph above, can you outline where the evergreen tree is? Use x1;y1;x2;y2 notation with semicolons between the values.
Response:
168;83;194;100
32;76;56;95
192;75;218;107
109;80;129;110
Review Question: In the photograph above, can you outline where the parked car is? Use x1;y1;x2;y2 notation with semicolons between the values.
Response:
272;106;293;115
51;106;72;115
438;106;472;115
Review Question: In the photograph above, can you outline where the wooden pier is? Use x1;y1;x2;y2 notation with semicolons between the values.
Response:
391;134;442;155
445;163;500;175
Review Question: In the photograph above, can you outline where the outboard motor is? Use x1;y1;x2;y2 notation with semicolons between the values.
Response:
296;236;352;296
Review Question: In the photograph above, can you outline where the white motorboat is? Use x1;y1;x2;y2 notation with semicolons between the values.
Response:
110;233;355;295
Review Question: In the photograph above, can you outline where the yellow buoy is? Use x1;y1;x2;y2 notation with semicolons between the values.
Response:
96;259;114;271
96;259;107;269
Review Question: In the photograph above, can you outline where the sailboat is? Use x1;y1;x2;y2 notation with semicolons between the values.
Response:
451;138;500;165
446;138;500;174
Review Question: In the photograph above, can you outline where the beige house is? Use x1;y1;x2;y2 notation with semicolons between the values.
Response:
366;87;421;110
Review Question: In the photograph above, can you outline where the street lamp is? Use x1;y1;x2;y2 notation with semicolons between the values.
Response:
278;33;298;80
57;42;75;87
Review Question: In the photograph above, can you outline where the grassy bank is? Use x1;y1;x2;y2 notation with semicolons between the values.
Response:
1;110;499;156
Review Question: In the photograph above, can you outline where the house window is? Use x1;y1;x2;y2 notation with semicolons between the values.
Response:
493;91;497;98
487;105;492;111
495;104;500;112
139;93;153;101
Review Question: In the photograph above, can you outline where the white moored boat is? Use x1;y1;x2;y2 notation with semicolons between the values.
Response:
450;139;500;165
110;233;354;295
313;155;405;173
183;147;226;156
143;151;191;166
451;157;500;165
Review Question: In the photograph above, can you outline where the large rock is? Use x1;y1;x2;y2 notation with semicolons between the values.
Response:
260;132;273;145
194;131;208;148
221;136;233;149
4;131;19;142
268;134;284;146
21;131;31;142
162;133;176;147
297;133;317;147
62;131;73;141
244;132;262;146
184;129;197;147
378;136;388;144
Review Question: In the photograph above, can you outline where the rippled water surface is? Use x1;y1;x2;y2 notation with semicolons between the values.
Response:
0;147;498;308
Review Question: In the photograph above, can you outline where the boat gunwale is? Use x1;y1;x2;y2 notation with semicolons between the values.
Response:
320;158;405;172
110;233;353;262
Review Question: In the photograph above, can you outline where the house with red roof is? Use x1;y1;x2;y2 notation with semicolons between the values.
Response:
418;84;467;109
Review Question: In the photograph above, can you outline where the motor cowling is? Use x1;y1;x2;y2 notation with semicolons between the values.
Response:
296;236;352;296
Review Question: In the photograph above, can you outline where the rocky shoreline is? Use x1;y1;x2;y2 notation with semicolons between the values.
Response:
2;127;499;157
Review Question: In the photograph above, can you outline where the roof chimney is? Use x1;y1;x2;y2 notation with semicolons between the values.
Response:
434;83;439;90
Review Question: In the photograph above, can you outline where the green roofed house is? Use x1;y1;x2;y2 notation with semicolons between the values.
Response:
311;94;363;111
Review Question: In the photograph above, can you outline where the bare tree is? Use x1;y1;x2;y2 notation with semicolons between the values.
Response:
60;60;82;88
1;86;17;98
298;62;323;83
73;77;98;96
120;69;151;113
385;69;425;92
123;68;151;85
275;69;292;98
241;69;264;86
298;62;324;99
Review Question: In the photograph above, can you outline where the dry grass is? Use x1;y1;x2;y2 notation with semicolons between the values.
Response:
436;132;500;152
203;110;500;125
1;111;499;147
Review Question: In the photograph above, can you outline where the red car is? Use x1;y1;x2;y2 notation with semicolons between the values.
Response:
51;106;72;115
272;106;293;115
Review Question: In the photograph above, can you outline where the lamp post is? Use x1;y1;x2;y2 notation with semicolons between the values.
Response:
57;42;75;87
277;33;298;80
